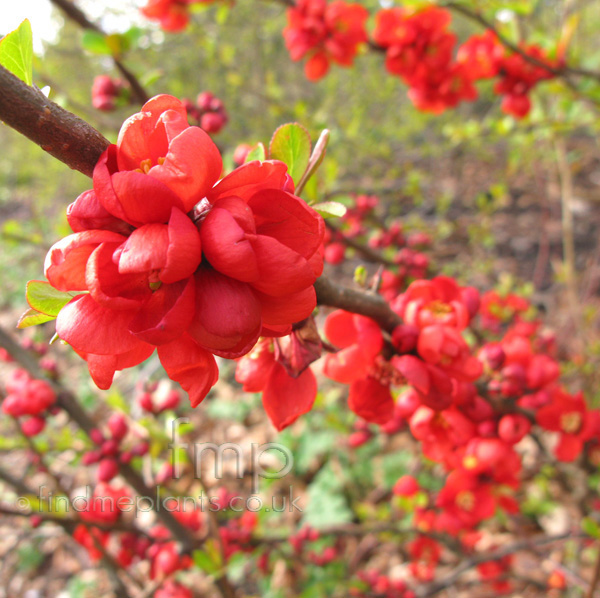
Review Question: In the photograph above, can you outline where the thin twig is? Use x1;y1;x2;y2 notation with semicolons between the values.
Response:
49;0;149;104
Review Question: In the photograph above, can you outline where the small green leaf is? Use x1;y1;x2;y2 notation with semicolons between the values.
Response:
81;30;112;56
17;308;56;329
140;69;163;88
26;280;78;317
269;123;311;186
311;201;347;218
192;547;221;574
582;517;600;538
245;142;266;163
0;19;33;85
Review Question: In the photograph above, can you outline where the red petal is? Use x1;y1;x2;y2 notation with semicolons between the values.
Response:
261;324;293;337
201;201;259;282
323;345;372;384
348;377;394;424
158;334;219;407
86;242;151;309
555;434;582;462
324;310;358;348
57;295;147;355
208;160;290;203
117;95;189;171
250;235;316;296
393;355;430;395
84;344;155;390
188;269;262;358
118;223;169;274
129;278;195;345
255;286;316;327
149;127;222;211
44;230;127;291
67;189;131;235
161;208;202;284
109;170;186;225
248;190;324;261
235;340;275;392
262;363;317;430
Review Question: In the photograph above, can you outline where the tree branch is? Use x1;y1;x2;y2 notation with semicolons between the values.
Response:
0;64;110;177
0;326;196;553
49;0;150;105
314;277;402;333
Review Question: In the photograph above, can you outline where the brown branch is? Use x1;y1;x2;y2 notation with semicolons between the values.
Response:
0;326;196;553
0;64;110;177
49;0;150;105
586;541;600;598
0;504;151;538
418;531;586;598
314;277;402;333
326;221;395;267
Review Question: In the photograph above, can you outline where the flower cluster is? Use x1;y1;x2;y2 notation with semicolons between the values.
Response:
373;6;477;113
141;0;218;32
1;368;56;436
37;95;324;410
183;91;228;134
91;75;129;112
282;0;369;80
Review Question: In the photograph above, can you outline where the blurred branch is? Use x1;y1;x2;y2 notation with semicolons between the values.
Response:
0;326;196;553
444;1;600;108
586;543;600;598
326;221;395;267
419;531;587;598
49;0;150;105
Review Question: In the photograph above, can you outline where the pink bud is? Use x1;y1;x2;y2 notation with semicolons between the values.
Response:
107;413;128;442
97;458;119;482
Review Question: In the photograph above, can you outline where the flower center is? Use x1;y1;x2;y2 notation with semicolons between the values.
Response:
428;300;452;317
136;157;165;174
456;490;475;511
560;412;582;434
368;355;405;387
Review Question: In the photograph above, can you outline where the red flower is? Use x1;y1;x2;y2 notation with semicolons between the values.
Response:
283;0;368;80
323;310;395;423
38;96;324;411
393;276;472;331
436;470;496;530
156;582;193;598
456;31;504;80
141;0;216;32
536;388;597;461
95;95;222;223
235;339;317;430
417;325;483;382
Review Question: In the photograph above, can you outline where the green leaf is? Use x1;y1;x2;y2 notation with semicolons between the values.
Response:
269;123;311;186
311;201;347;219
582;517;600;538
192;547;221;574
302;464;352;529
26;280;78;317
245;142;266;163
17;308;56;329
81;30;112;56
0;19;33;85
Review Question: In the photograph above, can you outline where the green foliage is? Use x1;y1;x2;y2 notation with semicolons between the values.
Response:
245;142;266;163
81;30;113;56
269;123;312;186
25;280;78;317
311;201;347;218
0;19;33;85
302;463;353;528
